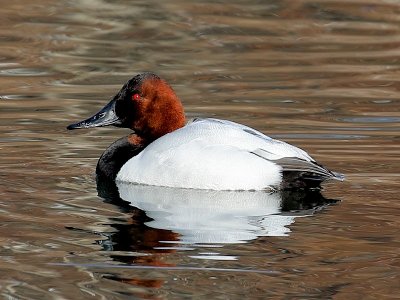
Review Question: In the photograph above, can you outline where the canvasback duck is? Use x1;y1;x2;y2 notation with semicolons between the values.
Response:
67;72;344;190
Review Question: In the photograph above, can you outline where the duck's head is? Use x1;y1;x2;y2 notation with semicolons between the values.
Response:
67;72;186;142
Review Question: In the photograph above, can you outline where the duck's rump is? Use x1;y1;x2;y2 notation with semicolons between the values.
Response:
275;157;344;189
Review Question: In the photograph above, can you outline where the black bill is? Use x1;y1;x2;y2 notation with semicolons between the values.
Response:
67;99;121;130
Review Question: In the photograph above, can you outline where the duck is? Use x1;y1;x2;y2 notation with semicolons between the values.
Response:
67;72;344;191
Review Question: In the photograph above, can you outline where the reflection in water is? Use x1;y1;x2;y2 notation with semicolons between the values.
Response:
97;178;339;253
118;183;339;245
95;179;338;289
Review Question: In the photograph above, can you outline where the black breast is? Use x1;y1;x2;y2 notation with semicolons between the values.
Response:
96;136;145;181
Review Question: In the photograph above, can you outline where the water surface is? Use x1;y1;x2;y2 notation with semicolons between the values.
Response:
0;0;399;299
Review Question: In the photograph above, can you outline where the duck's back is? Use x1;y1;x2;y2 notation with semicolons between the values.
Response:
116;118;341;190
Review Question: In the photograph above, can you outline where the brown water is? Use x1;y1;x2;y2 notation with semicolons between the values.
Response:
0;0;399;298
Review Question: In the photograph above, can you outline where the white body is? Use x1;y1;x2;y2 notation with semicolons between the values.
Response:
116;118;315;190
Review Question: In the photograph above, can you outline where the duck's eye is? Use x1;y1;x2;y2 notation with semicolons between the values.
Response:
132;93;141;101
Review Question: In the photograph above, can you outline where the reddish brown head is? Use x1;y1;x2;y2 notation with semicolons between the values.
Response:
67;72;186;143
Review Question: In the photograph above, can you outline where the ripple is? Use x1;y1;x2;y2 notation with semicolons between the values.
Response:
0;94;42;100
0;68;50;76
50;263;279;274
340;116;400;123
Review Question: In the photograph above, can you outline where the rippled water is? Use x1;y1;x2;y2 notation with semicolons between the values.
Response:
0;0;399;298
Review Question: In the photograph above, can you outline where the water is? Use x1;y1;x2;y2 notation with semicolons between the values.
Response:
0;0;399;298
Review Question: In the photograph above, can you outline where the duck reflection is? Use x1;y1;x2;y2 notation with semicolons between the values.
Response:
96;179;338;290
97;179;339;248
